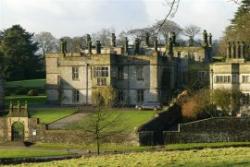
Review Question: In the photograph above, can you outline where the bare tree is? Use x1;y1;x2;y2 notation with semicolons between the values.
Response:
92;28;115;47
183;25;201;39
34;32;59;55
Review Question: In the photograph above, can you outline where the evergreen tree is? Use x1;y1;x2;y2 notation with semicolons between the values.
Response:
0;25;42;80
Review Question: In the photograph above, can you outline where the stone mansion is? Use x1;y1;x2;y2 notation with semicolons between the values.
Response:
46;31;212;106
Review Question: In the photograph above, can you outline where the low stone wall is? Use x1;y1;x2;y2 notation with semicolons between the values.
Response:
164;117;250;144
37;130;138;145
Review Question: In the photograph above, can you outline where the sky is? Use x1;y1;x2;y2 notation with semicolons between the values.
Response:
0;0;239;39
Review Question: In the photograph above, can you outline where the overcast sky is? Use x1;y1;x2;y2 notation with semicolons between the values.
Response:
0;0;238;39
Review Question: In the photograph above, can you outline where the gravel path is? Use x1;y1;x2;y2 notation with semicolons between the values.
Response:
48;112;88;130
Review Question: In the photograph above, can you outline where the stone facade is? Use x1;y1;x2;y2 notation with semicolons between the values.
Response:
210;41;250;114
46;32;212;106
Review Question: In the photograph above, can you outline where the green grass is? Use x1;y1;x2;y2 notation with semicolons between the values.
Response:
4;95;47;105
30;108;77;124
13;147;250;166
64;108;156;132
5;79;45;88
0;148;70;158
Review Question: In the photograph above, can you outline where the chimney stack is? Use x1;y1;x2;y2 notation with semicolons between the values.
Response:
154;37;158;52
168;36;174;57
111;33;116;47
145;32;150;47
208;33;212;47
240;41;246;58
60;39;67;57
202;30;208;47
227;42;232;59
124;37;129;54
171;32;176;46
87;34;92;54
96;40;101;54
134;38;140;54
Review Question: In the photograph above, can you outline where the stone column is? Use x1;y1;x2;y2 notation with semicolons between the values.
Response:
134;38;140;54
111;33;116;47
231;42;236;58
227;42;232;58
124;37;129;54
96;40;101;54
241;41;245;58
154;38;158;52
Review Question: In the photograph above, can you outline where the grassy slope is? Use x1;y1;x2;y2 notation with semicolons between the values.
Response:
16;147;250;166
5;79;45;88
64;109;156;132
30;108;77;124
0;148;69;158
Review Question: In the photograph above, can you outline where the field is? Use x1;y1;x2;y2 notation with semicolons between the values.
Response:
29;108;77;124
14;147;250;166
0;147;70;158
64;108;156;132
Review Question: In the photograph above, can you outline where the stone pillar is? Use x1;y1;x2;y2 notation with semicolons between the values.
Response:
241;41;246;58
236;41;241;58
227;42;232;58
154;38;158;52
96;40;101;54
111;33;116;47
145;32;150;47
168;37;174;57
202;30;208;47
124;37;129;54
171;32;176;46
232;42;236;58
87;34;92;54
60;39;67;57
134;38;140;54
208;33;212;47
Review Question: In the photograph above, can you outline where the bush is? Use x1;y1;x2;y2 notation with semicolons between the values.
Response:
15;87;29;95
27;89;39;96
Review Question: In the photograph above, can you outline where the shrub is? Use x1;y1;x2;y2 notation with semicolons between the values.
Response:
15;87;28;95
27;89;39;96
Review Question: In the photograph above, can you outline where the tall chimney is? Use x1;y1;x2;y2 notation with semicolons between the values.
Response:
208;33;212;47
154;37;158;51
124;37;129;54
145;32;150;47
171;32;176;46
60;39;67;57
227;42;232;58
111;33;116;47
96;40;101;54
241;41;246;58
134;38;140;54
232;42;236;58
87;35;92;54
168;37;174;57
202;30;208;47
236;41;241;58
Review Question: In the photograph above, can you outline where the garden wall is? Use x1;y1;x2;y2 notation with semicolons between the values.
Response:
164;117;250;144
37;130;138;145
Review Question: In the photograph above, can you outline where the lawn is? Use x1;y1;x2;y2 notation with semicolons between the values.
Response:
5;95;47;105
5;79;45;88
64;108;156;132
0;147;70;158
14;147;250;166
30;108;77;124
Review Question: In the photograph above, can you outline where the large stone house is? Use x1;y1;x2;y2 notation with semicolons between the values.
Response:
210;41;250;114
46;32;211;106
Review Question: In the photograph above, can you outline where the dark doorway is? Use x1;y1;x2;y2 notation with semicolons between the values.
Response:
11;122;24;142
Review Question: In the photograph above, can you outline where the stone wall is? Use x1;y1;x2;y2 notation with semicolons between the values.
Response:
164;117;250;144
36;130;138;145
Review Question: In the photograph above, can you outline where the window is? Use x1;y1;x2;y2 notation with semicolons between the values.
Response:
72;67;79;80
136;66;144;80
242;75;250;83
118;90;124;102
97;78;107;86
94;67;109;77
117;66;124;80
72;89;80;103
215;76;231;83
137;89;144;103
